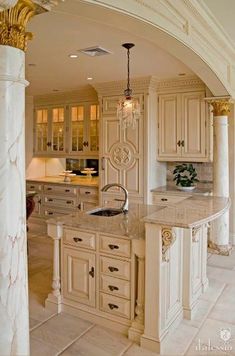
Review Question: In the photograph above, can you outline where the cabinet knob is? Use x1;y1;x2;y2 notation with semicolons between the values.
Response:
89;266;95;278
73;237;83;242
48;198;53;202
85;191;91;195
108;303;119;310
161;198;168;202
47;187;52;190
46;141;52;147
181;140;185;147
177;140;181;147
108;266;119;272
48;212;53;215
38;199;41;204
65;189;70;192
66;200;72;204
108;285;119;292
108;244;119;250
78;203;81;210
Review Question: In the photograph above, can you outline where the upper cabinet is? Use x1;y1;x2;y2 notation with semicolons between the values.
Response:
158;91;211;162
34;102;99;157
69;103;99;154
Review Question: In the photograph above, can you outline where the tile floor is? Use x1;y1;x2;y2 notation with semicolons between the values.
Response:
28;232;235;356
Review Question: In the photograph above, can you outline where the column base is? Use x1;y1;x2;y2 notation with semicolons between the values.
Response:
128;321;144;343
208;240;232;256
45;293;62;313
140;334;161;353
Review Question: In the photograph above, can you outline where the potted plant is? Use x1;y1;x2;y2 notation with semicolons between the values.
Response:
173;163;199;191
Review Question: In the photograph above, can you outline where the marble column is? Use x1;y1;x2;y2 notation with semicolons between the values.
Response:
0;1;43;354
208;98;231;255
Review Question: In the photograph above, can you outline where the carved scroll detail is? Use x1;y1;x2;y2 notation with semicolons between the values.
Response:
162;227;176;262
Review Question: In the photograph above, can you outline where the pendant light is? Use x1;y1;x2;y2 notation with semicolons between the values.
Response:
117;43;140;129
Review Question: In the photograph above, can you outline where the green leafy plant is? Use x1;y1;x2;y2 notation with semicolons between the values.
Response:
173;163;199;187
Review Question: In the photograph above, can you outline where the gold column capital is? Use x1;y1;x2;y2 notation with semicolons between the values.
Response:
0;0;45;51
207;98;231;116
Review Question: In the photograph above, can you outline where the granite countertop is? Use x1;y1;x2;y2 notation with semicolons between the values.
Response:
26;176;99;187
47;195;229;238
151;185;212;196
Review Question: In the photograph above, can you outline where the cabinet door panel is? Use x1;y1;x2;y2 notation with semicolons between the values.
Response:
158;94;181;159
181;92;206;159
62;247;96;307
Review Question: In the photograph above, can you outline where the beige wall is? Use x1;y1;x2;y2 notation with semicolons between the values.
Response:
229;104;235;244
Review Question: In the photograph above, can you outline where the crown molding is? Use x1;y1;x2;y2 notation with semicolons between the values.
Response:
93;76;159;97
34;85;98;106
156;75;205;93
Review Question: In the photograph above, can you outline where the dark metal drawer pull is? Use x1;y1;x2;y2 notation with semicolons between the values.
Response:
108;266;119;272
161;198;168;201
108;244;119;250
47;187;52;190
89;266;95;278
177;140;181;147
85;191;91;194
73;237;83;242
66;201;72;204
48;198;53;202
65;189;70;192
108;285;119;291
108;303;119;310
30;185;35;189
48;212;53;215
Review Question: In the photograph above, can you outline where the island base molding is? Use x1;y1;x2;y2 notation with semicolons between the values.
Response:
208;240;232;256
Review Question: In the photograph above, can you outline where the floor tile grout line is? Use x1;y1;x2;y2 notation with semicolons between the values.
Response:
56;323;96;355
183;282;228;356
119;341;135;356
29;312;58;332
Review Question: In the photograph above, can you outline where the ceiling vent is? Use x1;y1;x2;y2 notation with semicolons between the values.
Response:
79;46;112;57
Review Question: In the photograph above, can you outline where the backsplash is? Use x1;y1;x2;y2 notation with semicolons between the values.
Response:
167;162;213;188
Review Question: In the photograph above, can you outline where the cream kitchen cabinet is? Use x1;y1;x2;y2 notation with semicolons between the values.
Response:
26;180;98;228
34;102;99;157
158;91;211;162
100;94;144;203
60;227;134;325
34;105;66;155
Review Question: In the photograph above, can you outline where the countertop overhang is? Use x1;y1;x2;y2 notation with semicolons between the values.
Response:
47;195;230;238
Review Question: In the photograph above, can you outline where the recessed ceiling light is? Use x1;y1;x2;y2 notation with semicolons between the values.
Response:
69;54;78;58
87;77;93;81
178;73;186;76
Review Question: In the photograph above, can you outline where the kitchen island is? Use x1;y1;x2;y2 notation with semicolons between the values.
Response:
46;195;229;353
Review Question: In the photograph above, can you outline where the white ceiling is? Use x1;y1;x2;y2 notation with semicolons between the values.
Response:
26;0;193;96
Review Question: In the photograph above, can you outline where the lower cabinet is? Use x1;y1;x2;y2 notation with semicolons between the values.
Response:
62;247;96;307
61;227;133;324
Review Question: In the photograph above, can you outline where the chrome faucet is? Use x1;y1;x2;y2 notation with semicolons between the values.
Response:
101;183;129;213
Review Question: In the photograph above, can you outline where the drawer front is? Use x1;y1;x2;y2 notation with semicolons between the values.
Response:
64;229;96;250
152;194;188;205
100;292;130;319
44;184;78;196
100;256;130;280
43;208;72;218
100;275;130;299
80;187;98;199
44;195;77;208
26;182;42;192
99;235;130;258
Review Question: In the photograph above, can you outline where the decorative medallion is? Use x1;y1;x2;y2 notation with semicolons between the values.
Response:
162;227;176;262
110;143;134;168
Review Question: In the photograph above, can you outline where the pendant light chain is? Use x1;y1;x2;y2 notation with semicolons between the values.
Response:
127;47;130;93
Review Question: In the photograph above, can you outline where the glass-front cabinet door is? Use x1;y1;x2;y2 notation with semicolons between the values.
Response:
51;107;65;153
70;105;85;153
88;104;99;152
35;108;49;154
34;106;66;155
68;103;99;155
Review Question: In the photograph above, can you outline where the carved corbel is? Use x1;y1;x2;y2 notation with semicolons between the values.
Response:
162;227;176;262
192;226;201;243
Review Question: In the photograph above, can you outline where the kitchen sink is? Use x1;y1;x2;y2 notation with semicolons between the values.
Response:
88;208;123;217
